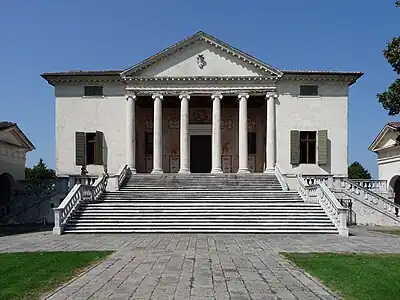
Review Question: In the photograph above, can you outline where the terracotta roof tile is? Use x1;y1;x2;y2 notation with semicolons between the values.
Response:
41;70;122;76
388;122;400;128
0;121;16;131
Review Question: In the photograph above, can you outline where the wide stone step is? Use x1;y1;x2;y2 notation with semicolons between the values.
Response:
63;228;339;234
75;210;327;215
97;199;303;203
81;203;320;208
72;214;330;220
67;221;335;227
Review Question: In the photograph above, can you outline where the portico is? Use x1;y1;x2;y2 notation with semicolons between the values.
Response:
125;88;277;174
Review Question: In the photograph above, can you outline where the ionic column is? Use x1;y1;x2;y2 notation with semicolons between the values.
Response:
265;92;277;173
126;94;136;173
237;93;250;174
151;94;163;174
179;93;190;174
211;93;223;173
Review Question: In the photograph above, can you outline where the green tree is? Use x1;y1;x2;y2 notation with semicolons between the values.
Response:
348;161;372;179
25;158;56;200
377;1;400;115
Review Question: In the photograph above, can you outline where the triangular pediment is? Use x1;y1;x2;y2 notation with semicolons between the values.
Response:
0;124;35;151
121;31;282;78
370;124;400;152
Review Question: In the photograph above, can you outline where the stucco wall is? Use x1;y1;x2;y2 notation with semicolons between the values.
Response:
276;81;348;177
0;143;26;181
55;83;126;176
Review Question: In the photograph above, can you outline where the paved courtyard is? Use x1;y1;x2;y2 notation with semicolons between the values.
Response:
1;227;400;300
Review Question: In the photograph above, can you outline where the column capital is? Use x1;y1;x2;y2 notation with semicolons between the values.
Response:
152;93;164;101
211;93;223;101
126;94;137;101
266;92;278;99
237;93;249;100
179;93;191;101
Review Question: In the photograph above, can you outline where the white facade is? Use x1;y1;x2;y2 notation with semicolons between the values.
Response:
0;123;34;182
369;123;400;201
43;31;362;178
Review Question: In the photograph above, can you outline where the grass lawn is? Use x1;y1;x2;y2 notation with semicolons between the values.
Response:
282;253;400;300
375;229;400;236
0;251;112;300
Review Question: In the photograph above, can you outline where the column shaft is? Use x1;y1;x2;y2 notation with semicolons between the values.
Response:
238;94;250;173
152;94;163;174
179;94;190;174
126;95;136;173
265;92;277;172
211;94;223;173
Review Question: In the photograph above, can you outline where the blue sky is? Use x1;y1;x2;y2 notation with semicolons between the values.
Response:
0;0;399;177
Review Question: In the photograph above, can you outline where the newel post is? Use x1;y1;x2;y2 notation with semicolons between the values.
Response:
53;208;62;235
338;209;349;237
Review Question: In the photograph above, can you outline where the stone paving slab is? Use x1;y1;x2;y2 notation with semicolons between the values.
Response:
0;227;399;299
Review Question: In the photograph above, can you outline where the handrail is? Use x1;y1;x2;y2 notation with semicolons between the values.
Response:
317;182;348;236
117;164;130;188
297;176;348;236
53;173;107;235
335;178;400;218
274;164;288;191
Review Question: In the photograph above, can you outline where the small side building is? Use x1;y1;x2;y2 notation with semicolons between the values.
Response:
0;121;35;216
369;122;400;203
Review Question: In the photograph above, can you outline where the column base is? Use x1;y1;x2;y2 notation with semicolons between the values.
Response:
178;168;191;174
237;168;250;174
151;169;163;174
211;168;223;174
263;168;275;174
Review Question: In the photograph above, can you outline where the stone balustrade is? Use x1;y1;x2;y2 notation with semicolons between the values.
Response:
297;176;348;236
68;175;98;189
53;174;107;235
350;179;387;193
332;178;400;221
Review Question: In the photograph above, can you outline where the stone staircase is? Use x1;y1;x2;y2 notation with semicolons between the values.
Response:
63;174;338;234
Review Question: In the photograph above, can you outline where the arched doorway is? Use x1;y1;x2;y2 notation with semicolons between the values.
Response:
389;175;400;205
0;173;14;210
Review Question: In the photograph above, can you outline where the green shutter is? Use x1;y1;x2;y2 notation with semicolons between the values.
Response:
75;132;86;166
290;130;300;165
95;131;104;165
318;130;328;165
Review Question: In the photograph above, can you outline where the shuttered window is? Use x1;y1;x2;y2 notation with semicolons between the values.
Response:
291;130;328;165
75;131;104;165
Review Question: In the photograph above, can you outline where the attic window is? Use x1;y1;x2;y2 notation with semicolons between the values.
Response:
300;85;319;96
84;86;103;96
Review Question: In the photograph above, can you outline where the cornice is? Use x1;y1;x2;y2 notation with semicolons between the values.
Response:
281;74;361;85
124;76;276;82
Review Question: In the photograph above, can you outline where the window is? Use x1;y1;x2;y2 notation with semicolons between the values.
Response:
84;86;103;96
248;132;257;155
300;85;318;96
145;133;153;155
75;131;104;166
300;131;316;164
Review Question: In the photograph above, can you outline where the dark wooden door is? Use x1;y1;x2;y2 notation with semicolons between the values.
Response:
190;135;212;173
